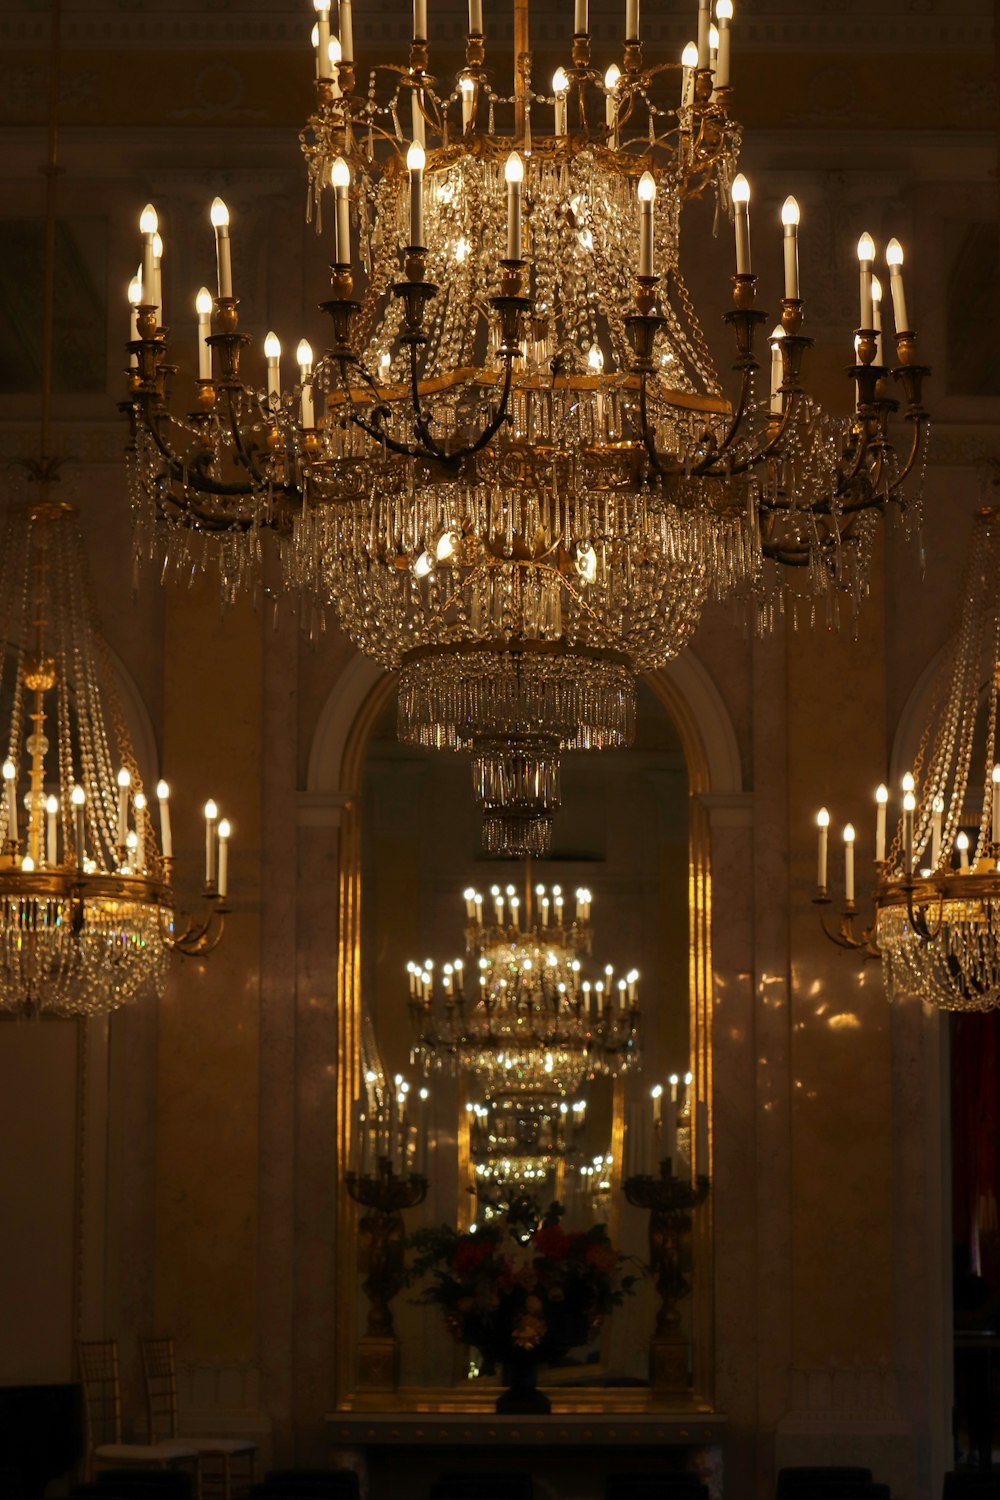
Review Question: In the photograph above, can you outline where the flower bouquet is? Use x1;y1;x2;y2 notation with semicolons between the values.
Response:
407;1202;638;1412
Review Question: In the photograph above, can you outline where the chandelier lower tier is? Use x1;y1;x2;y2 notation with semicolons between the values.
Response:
0;493;230;1017
125;0;930;853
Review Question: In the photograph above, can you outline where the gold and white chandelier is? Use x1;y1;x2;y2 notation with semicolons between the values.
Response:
816;505;1000;1010
124;0;929;854
407;876;640;1095
0;495;230;1018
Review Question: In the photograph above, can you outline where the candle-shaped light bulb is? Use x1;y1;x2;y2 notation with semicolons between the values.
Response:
210;197;233;299
992;765;1000;844
195;285;214;381
552;67;569;136
406;140;426;247
588;345;604;373
128;274;143;310
875;782;888;862
604;64;620;147
637;171;656;279
297;339;315;428
156;779;172;859
140;204;158;309
314;0;332;77
459;73;476;129
330;156;352;269
116;767;130;848
71;783;85;868
781;195;800;300
957;831;970;870
697;0;711;68
769;325;784;413
731;173;751;274
45;794;58;868
681;41;699;108
857;231;875;329
150;232;163;320
816;805;830;890
886;236;909;333
709;23;719;58
715;0;733;88
903;791;916;873
204;798;218;886
871;273;884;365
902;770;915;794
843;822;856;903
505;151;524;261
264;331;281;401
217;818;231;899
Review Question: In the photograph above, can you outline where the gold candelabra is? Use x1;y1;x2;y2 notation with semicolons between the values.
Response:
346;1156;428;1400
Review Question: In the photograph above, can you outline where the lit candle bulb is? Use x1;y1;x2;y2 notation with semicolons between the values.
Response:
204;799;218;887
72;784;86;869
651;1082;663;1125
139;204;158;307
843;823;856;903
297;339;315;428
464;887;476;920
45;794;58;867
128;270;143;365
681;42;698;108
311;22;320;75
406;140;426;247
459;74;476;130
857;231;875;329
217;818;231;899
637;171;656;279
117;767;131;848
151;232;163;323
931;794;944;867
314;0;331;76
769;325;784;414
957;831;970;870
328;36;342;95
875;783;888;862
781;195;800;300
885;238;909;334
505;151;524;262
196;287;214;381
134;791;147;867
816;806;830;890
589;344;605;435
871;275;884;366
993;766;1000;845
2;760;15;845
715;0;733;89
210;197;233;299
156;779;172;859
903;790;916;874
331;157;351;266
604;64;621;148
552;68;569;137
264;332;281;402
731;173;751;274
709;23;719;71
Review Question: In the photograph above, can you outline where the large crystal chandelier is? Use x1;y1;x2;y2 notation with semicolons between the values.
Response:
407;875;640;1095
125;0;929;853
815;504;1000;1010
0;496;230;1018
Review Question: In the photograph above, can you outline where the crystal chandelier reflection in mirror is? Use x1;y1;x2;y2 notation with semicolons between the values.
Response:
0;500;231;1018
815;504;1000;1010
125;0;929;854
408;876;640;1097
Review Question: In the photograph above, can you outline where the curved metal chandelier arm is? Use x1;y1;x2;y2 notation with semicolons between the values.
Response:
334;352;431;460
812;891;881;959
884;398;930;498
161;889;228;958
220;384;276;489
903;879;945;943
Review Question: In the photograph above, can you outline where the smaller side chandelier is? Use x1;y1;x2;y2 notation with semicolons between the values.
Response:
814;503;1000;1009
408;875;640;1095
0;494;231;1017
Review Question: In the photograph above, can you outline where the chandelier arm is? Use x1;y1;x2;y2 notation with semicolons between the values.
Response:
161;898;226;957
334;356;427;460
221;385;275;489
813;895;881;957
689;365;758;474
883;411;929;497
700;388;805;483
136;398;269;501
904;882;945;943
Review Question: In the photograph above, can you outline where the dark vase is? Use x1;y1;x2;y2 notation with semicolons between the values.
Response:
496;1352;551;1415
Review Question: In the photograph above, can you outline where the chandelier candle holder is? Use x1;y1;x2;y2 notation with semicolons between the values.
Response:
408;876;640;1096
0;498;230;1017
623;1158;710;1400
814;505;1000;1010
124;0;930;857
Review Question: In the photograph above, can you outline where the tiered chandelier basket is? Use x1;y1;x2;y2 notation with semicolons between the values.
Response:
0;495;230;1017
125;0;929;853
816;505;1000;1010
408;876;640;1097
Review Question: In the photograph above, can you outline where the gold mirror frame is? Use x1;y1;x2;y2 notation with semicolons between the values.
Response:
332;667;714;1411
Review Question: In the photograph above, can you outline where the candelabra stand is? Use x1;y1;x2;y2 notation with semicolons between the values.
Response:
345;1156;428;1403
623;1158;709;1402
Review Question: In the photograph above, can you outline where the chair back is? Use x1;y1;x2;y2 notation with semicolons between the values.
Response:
77;1341;123;1451
139;1338;179;1443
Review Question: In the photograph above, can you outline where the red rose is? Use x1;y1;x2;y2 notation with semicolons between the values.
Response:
453;1240;492;1275
532;1224;573;1259
583;1242;619;1274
